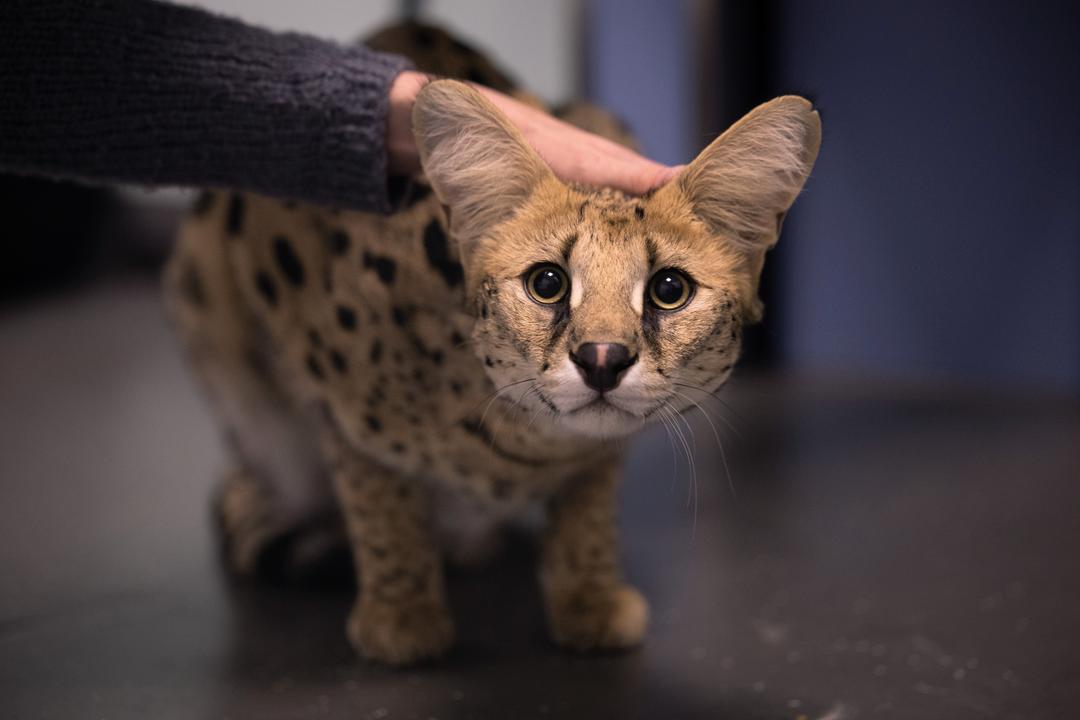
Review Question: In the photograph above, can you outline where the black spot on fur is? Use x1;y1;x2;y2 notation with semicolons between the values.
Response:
391;442;407;455
465;66;489;85
550;305;571;346
422;220;464;287
645;236;659;269
413;25;436;47
365;415;382;433
386;175;411;208
306;353;324;381
336;305;357;331
328;230;350;256
226;194;245;235
578;200;589;222
329;349;348;374
391;306;408;327
431;350;444;366
387;176;434;210
540;362;550;372
273;236;304;287
484;356;495;367
406;182;433;207
307;328;323;348
192;191;214;216
450;380;464;396
363;252;397;285
641;309;661;355
179;262;206;307
450;331;464;347
254;271;277;307
635;205;645;220
561;233;578;264
369;340;383;364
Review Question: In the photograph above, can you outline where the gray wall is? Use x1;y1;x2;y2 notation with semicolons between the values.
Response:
774;1;1080;390
182;0;578;103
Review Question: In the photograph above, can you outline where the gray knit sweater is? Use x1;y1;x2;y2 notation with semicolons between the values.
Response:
1;0;413;212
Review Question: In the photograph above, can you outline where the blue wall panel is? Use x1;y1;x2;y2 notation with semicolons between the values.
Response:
775;1;1080;389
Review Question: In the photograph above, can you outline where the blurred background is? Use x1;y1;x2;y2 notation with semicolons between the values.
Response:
4;0;1077;390
2;2;1078;719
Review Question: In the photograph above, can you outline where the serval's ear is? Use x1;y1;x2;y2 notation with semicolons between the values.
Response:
413;79;553;242
660;95;821;310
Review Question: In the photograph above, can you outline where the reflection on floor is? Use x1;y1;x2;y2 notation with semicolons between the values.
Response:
1;278;1078;719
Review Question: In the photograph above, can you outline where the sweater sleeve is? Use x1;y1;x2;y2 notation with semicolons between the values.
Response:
0;0;413;212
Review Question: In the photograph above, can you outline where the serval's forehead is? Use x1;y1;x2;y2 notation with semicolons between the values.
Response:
570;186;656;242
573;186;639;214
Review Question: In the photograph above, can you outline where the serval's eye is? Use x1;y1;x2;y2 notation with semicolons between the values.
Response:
525;264;569;304
648;268;692;310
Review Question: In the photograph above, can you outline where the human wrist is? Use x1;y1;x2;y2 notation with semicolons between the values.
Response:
386;70;426;176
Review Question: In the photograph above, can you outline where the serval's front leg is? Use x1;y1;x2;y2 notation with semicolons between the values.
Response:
330;448;453;665
540;461;648;651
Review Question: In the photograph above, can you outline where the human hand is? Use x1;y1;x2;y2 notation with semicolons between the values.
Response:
387;71;680;195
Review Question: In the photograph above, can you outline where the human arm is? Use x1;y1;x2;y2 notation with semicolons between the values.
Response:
0;0;411;212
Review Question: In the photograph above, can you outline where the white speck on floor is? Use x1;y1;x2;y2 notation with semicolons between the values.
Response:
816;702;850;720
752;619;789;645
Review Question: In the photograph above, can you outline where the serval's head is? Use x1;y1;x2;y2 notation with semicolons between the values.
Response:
414;80;821;438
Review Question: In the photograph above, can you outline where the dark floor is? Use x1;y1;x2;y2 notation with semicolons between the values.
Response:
1;277;1078;720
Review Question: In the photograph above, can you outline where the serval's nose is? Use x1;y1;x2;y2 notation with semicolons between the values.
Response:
570;342;637;393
